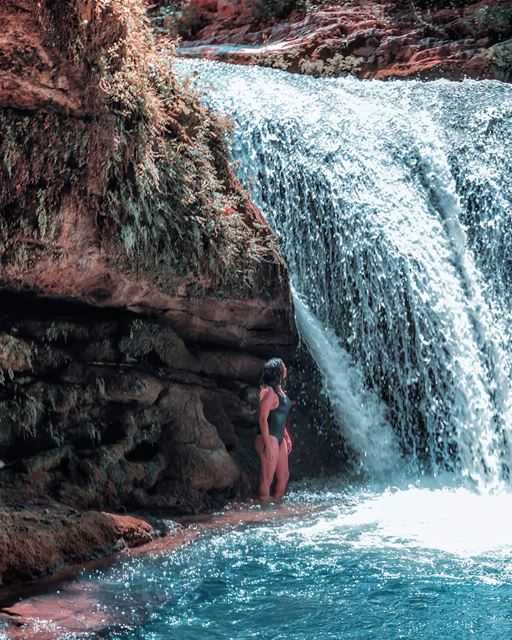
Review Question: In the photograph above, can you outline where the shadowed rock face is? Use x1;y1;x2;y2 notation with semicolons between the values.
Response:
0;292;288;513
0;289;342;514
175;0;512;82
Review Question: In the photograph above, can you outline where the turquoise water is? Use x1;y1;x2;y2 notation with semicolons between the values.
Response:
38;482;512;639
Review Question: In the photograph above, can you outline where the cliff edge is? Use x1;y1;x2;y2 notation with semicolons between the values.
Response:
173;0;512;81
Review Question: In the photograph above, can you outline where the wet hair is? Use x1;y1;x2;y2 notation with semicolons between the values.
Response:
260;357;286;393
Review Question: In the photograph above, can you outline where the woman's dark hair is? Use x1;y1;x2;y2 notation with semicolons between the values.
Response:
260;357;286;392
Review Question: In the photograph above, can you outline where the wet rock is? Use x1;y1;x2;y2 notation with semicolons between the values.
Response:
0;505;154;587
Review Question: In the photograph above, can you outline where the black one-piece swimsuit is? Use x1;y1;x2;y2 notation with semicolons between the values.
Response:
268;393;292;445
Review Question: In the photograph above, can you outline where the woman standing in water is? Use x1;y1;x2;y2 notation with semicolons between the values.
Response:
254;358;293;500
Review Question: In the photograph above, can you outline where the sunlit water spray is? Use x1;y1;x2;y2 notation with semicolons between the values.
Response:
178;61;512;489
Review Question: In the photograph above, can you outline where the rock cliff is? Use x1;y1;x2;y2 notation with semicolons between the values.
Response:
0;0;343;588
172;0;512;81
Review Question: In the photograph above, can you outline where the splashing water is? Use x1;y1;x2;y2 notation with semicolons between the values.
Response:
178;60;512;489
294;292;401;477
23;483;512;640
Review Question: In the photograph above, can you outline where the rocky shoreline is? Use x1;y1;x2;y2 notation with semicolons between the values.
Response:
0;0;341;598
0;502;156;637
0;500;323;639
0;504;155;588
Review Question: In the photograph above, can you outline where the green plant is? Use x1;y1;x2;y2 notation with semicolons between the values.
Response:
299;52;363;76
0;391;44;439
151;3;184;36
45;323;70;344
1;0;277;298
96;377;107;398
257;47;363;77
0;334;34;376
486;40;512;82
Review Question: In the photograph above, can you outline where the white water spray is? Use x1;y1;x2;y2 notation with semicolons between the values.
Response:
294;293;401;477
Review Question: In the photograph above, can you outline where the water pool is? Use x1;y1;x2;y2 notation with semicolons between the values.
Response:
12;481;511;640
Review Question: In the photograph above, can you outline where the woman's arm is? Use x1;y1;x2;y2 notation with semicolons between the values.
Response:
284;402;295;455
259;387;277;460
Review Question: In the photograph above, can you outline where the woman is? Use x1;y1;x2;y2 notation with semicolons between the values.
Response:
254;357;293;500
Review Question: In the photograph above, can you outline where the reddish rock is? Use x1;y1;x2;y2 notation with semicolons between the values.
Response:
0;505;154;587
0;0;342;593
218;0;240;20
0;501;325;639
0;0;323;592
0;0;296;518
174;0;512;81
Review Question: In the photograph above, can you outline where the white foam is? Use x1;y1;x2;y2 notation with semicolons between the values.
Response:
294;487;512;558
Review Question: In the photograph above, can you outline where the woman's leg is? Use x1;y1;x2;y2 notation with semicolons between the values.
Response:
254;435;280;500
273;440;290;498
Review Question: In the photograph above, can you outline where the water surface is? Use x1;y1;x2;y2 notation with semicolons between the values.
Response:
10;482;512;640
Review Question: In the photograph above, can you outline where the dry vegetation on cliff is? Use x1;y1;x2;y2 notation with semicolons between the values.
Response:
0;0;277;297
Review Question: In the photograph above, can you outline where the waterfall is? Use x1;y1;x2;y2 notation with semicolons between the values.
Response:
294;293;401;477
177;60;512;488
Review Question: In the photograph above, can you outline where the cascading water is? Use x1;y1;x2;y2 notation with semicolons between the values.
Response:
178;60;512;490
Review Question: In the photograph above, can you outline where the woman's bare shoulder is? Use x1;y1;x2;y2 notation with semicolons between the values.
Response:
259;387;279;413
259;385;277;402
